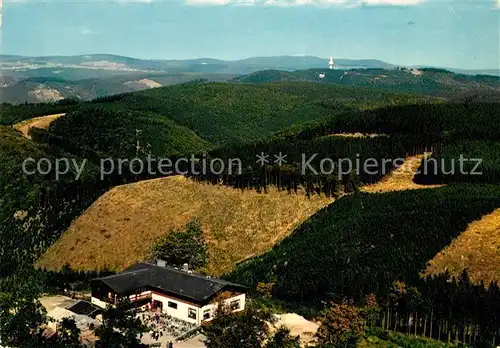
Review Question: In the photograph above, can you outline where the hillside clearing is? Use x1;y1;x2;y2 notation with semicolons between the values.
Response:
37;176;332;275
424;208;500;285
123;78;162;89
361;153;443;193
28;87;64;103
328;133;386;138
13;113;66;138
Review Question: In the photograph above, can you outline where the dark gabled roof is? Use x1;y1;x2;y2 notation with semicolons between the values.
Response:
92;262;246;304
66;300;102;318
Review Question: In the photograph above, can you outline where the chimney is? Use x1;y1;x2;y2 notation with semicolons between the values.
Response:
157;260;166;268
182;263;189;272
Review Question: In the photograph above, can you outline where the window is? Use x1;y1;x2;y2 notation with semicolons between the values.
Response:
203;309;211;320
230;299;240;310
188;308;197;320
168;301;178;309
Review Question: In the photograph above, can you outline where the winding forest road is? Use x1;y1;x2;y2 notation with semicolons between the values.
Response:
13;113;66;139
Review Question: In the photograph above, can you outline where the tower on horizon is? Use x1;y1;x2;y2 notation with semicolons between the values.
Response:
328;56;335;70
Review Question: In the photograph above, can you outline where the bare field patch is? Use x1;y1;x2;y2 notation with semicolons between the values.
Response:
13;113;66;139
124;78;162;89
424;209;500;285
37;176;333;275
361;153;443;193
28;87;64;103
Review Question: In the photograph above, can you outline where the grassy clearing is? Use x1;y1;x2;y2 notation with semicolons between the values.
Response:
37;176;332;275
425;208;500;285
361;154;443;193
13;113;66;138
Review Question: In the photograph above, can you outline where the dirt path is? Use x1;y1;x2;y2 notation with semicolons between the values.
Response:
13;113;65;139
361;153;443;193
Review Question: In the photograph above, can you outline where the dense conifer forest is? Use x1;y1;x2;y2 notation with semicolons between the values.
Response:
228;186;500;346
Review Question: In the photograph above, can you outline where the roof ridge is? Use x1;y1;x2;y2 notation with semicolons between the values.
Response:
95;267;149;281
144;262;233;284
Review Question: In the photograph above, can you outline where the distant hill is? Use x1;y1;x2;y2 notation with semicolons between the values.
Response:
2;54;498;103
0;54;394;75
0;54;395;104
4;53;497;76
0;72;238;104
88;82;428;146
413;66;500;77
233;68;500;99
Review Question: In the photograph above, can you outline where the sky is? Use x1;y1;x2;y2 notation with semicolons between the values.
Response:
1;0;499;69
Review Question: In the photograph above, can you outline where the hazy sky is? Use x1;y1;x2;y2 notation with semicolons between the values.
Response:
2;0;499;69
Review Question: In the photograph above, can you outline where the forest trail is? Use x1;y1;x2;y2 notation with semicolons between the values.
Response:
424;208;500;285
361;153;443;193
13;113;66;139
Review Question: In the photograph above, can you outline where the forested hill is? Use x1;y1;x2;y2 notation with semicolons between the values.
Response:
89;82;430;146
0;82;438;278
233;68;500;99
2;73;500;345
0;126;105;276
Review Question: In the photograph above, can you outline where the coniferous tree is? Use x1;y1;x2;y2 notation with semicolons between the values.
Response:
93;300;148;348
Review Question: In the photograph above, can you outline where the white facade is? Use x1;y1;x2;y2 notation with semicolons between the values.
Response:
92;290;246;326
151;291;246;326
91;262;248;327
199;293;246;324
152;292;200;325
